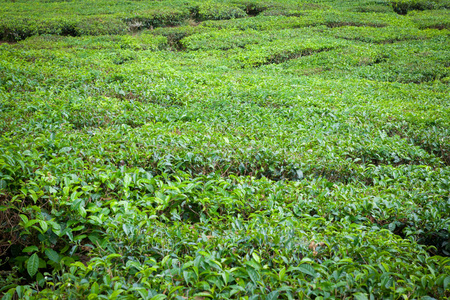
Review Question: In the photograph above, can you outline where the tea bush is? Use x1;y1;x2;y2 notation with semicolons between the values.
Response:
409;9;450;29
195;2;248;21
390;0;450;14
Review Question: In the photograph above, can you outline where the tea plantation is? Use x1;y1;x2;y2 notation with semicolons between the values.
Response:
0;0;449;299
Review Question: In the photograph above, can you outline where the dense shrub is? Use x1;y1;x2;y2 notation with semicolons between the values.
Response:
195;2;248;21
409;9;450;29
390;0;450;14
122;8;191;30
0;16;128;42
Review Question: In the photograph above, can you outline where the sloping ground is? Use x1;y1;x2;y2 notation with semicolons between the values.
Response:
0;0;449;299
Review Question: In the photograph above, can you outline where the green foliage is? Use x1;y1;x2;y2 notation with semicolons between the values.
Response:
0;0;449;299
122;7;191;30
390;0;450;14
195;2;248;21
326;25;448;43
0;16;129;42
409;9;450;29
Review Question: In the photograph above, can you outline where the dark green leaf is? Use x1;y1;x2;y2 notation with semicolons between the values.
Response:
27;253;39;277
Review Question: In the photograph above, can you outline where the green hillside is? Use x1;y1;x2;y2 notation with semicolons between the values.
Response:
0;0;449;299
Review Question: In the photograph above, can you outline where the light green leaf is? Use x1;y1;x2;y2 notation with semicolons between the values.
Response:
267;291;279;300
297;264;316;278
150;295;167;300
106;253;122;262
353;292;368;300
278;266;286;281
91;282;100;294
78;206;86;218
194;292;213;298
247;267;260;284
22;246;39;253
124;174;132;187
39;220;48;232
24;219;39;228
110;289;124;298
444;276;450;290
19;214;28;224
2;288;14;300
252;252;260;263
59;147;71;153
